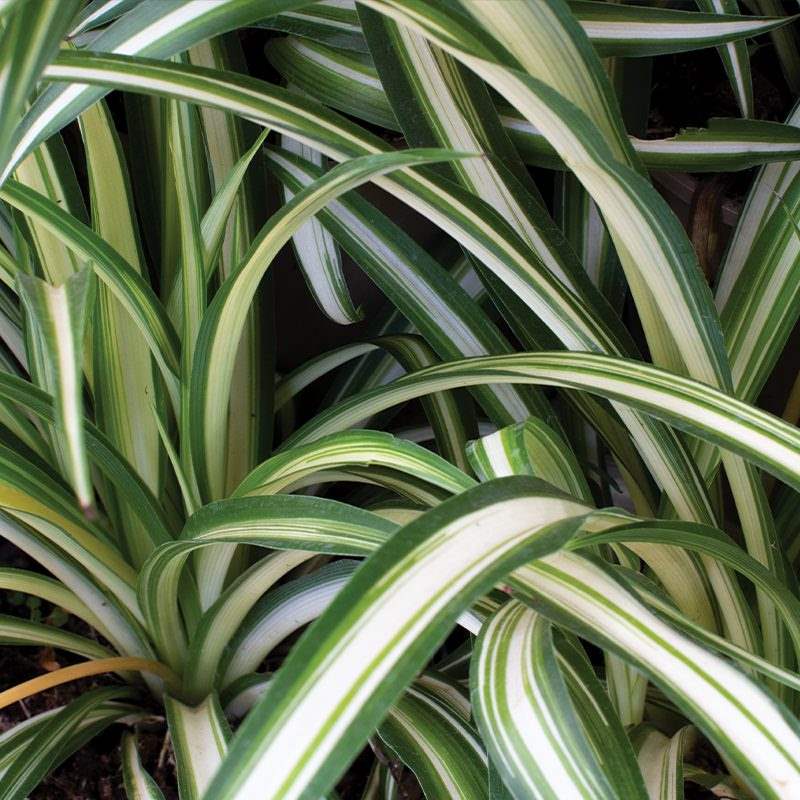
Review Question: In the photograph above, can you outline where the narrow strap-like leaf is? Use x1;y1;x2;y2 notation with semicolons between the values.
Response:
122;732;166;800
221;559;359;690
0;0;81;173
261;0;793;59
0;687;135;800
78;95;164;566
182;550;311;702
189;147;472;500
716;100;800;308
1;179;181;407
695;0;753;117
165;694;229;800
139;495;396;670
204;477;591;800
282;134;362;325
0;612;112;661
235;429;474;500
282;351;800;493
265;146;543;426
17;268;95;513
1;0;310;184
379;684;489;799
511;552;800;799
263;35;800;171
472;601;626;799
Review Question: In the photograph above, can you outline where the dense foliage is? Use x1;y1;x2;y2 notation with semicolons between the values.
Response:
2;1;800;798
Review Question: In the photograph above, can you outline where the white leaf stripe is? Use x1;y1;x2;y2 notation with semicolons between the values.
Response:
510;552;800;799
379;684;488;799
0;0;81;174
70;0;141;36
281;135;360;324
265;26;800;170
473;601;621;799
282;352;800;493
0;612;112;661
182;550;312;703
275;342;378;411
204;478;591;800
262;0;793;58
630;578;800;695
1;0;310;184
0;567;102;632
265;146;540;426
0;371;172;547
360;1;761;551
221;560;358;690
467;419;720;644
0;512;156;668
165;694;229;800
17;269;95;512
721;166;800;402
715;100;800;308
234;429;474;500
0;688;136;800
631;724;696;800
554;634;649;797
573;521;800;661
139;495;396;670
1;179;181;407
467;419;593;503
189;147;472;500
695;0;753;117
386;0;728;391
121;732;166;800
78;97;163;567
40;50;726;526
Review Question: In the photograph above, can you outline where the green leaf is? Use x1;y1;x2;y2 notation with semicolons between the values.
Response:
205;477;591;800
472;601;624;799
40;46;722;526
283;351;800;494
182;550;312;703
694;0;753;117
0;687;136;800
511;551;800;799
1;0;310;184
262;34;800;172
78;95;164;565
0;179;181;408
467;419;593;503
265;145;543;427
379;684;488;799
261;0;794;59
716;101;800;308
0;612;112;661
221;560;359;691
187;36;270;493
235;429;475;502
576;0;790;59
139;495;396;671
0;0;81;173
165;694;229;800
189;147;474;500
17;268;96;513
631;724;696;800
122;732;166;800
281;135;361;324
0;371;172;548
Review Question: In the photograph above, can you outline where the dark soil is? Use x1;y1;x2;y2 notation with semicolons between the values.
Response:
3;15;794;800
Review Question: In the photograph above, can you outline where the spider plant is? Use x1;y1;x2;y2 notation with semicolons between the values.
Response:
2;0;800;798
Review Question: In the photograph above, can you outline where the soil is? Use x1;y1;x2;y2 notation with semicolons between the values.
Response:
3;17;795;800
